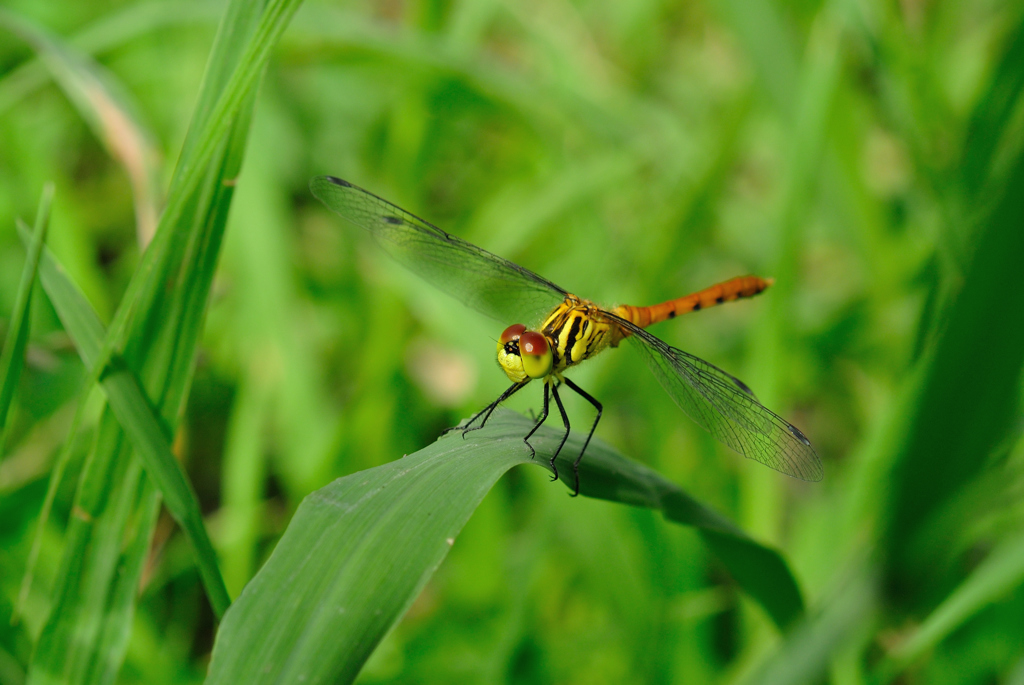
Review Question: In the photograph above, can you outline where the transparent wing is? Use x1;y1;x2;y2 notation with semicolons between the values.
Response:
311;176;567;325
602;312;823;481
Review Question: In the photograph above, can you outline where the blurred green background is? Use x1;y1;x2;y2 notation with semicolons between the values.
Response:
2;0;1024;682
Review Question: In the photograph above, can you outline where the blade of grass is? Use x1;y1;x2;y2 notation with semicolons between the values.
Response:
219;377;271;596
960;12;1024;199
15;220;229;615
721;3;842;654
883;95;1024;597
741;571;878;685
0;1;223;117
24;0;302;681
29;404;142;685
0;9;161;244
285;5;638;144
73;0;302;433
745;4;842;525
0;184;53;457
13;379;96;624
876;532;1024;682
29;0;276;439
205;409;806;683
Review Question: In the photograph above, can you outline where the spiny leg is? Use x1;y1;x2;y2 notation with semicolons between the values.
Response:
549;382;571;484
561;377;602;498
442;385;508;436
442;381;527;437
522;381;551;460
470;381;528;433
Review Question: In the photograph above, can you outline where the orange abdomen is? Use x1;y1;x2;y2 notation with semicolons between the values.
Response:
613;275;773;329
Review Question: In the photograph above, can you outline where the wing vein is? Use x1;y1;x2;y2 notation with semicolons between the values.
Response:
311;176;567;324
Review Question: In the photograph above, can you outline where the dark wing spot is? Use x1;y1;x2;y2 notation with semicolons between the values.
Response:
383;215;403;225
325;176;351;187
788;424;811;446
732;377;757;398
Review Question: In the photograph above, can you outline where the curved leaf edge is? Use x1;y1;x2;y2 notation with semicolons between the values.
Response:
206;409;805;683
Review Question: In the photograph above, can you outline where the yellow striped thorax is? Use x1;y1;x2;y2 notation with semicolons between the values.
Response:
497;295;620;383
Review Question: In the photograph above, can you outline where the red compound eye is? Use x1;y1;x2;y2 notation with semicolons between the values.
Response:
519;331;549;356
500;323;526;344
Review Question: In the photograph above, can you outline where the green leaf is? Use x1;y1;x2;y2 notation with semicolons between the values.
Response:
0;184;52;457
883;105;1024;595
0;2;221;118
961;16;1024;198
21;0;302;682
741;572;877;685
15;220;229;622
206;410;805;683
878;532;1024;681
0;9;161;243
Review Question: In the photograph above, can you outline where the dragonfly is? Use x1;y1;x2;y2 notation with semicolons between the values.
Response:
311;176;822;496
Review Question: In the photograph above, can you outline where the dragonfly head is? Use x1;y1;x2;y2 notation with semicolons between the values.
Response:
497;324;552;382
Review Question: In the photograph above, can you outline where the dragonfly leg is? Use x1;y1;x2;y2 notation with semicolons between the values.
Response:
441;404;488;435
444;381;527;437
522;382;551;460
561;377;602;498
471;381;528;433
549;382;571;486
